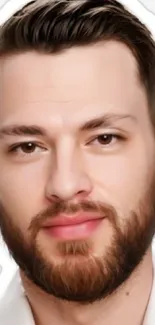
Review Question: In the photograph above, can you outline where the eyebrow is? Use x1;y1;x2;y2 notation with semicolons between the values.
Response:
0;125;45;137
0;114;136;138
80;113;136;131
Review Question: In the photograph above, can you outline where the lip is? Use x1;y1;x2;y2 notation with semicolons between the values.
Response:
43;214;105;240
43;213;104;228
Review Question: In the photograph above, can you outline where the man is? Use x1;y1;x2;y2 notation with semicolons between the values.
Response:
0;0;155;324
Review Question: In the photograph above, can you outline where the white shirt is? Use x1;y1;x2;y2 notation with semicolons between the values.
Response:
0;244;155;325
0;236;18;299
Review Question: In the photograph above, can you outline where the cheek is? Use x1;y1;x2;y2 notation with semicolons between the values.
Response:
85;150;153;210
0;159;48;230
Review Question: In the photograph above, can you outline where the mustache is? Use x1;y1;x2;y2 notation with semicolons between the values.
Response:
28;200;117;234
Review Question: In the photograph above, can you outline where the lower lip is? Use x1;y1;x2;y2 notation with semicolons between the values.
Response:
44;218;104;240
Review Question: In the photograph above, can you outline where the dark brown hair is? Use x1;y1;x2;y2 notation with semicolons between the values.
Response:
0;0;155;119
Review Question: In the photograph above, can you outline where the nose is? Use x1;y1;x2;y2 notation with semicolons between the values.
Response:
45;147;92;202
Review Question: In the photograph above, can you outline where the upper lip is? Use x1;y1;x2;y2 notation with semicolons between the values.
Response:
43;213;104;228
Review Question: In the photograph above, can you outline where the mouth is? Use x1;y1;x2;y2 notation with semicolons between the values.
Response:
43;213;105;240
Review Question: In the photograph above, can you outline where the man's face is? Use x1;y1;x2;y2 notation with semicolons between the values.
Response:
0;41;155;303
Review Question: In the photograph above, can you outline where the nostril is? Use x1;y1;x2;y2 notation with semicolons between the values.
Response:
76;190;90;198
50;194;60;201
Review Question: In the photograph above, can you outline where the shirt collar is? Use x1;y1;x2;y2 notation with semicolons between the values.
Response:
143;241;155;325
1;241;155;325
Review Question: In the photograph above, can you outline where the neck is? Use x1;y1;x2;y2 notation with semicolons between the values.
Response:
20;247;154;325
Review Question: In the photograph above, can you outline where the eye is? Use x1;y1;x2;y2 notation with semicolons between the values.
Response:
96;134;114;145
8;142;46;155
89;134;123;146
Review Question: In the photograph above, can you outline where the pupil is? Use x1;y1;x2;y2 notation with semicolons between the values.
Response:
22;143;35;152
99;135;112;144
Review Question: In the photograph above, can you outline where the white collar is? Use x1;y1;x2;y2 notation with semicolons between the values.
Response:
0;270;35;325
143;241;155;324
1;242;155;325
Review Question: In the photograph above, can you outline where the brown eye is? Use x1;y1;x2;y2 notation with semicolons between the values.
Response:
97;134;114;145
9;142;43;154
20;142;36;153
87;133;123;147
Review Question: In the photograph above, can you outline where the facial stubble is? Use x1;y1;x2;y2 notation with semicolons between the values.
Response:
0;187;155;304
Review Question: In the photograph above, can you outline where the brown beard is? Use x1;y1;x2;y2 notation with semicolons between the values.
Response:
0;184;155;304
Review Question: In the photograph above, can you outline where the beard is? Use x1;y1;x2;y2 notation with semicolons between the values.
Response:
0;183;155;304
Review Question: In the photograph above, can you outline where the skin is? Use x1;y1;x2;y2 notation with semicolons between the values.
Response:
0;40;155;325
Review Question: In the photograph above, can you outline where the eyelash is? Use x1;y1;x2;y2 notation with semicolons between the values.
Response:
8;142;46;155
88;133;125;146
8;133;125;155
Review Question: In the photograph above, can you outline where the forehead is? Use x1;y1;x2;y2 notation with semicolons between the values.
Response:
0;40;148;127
